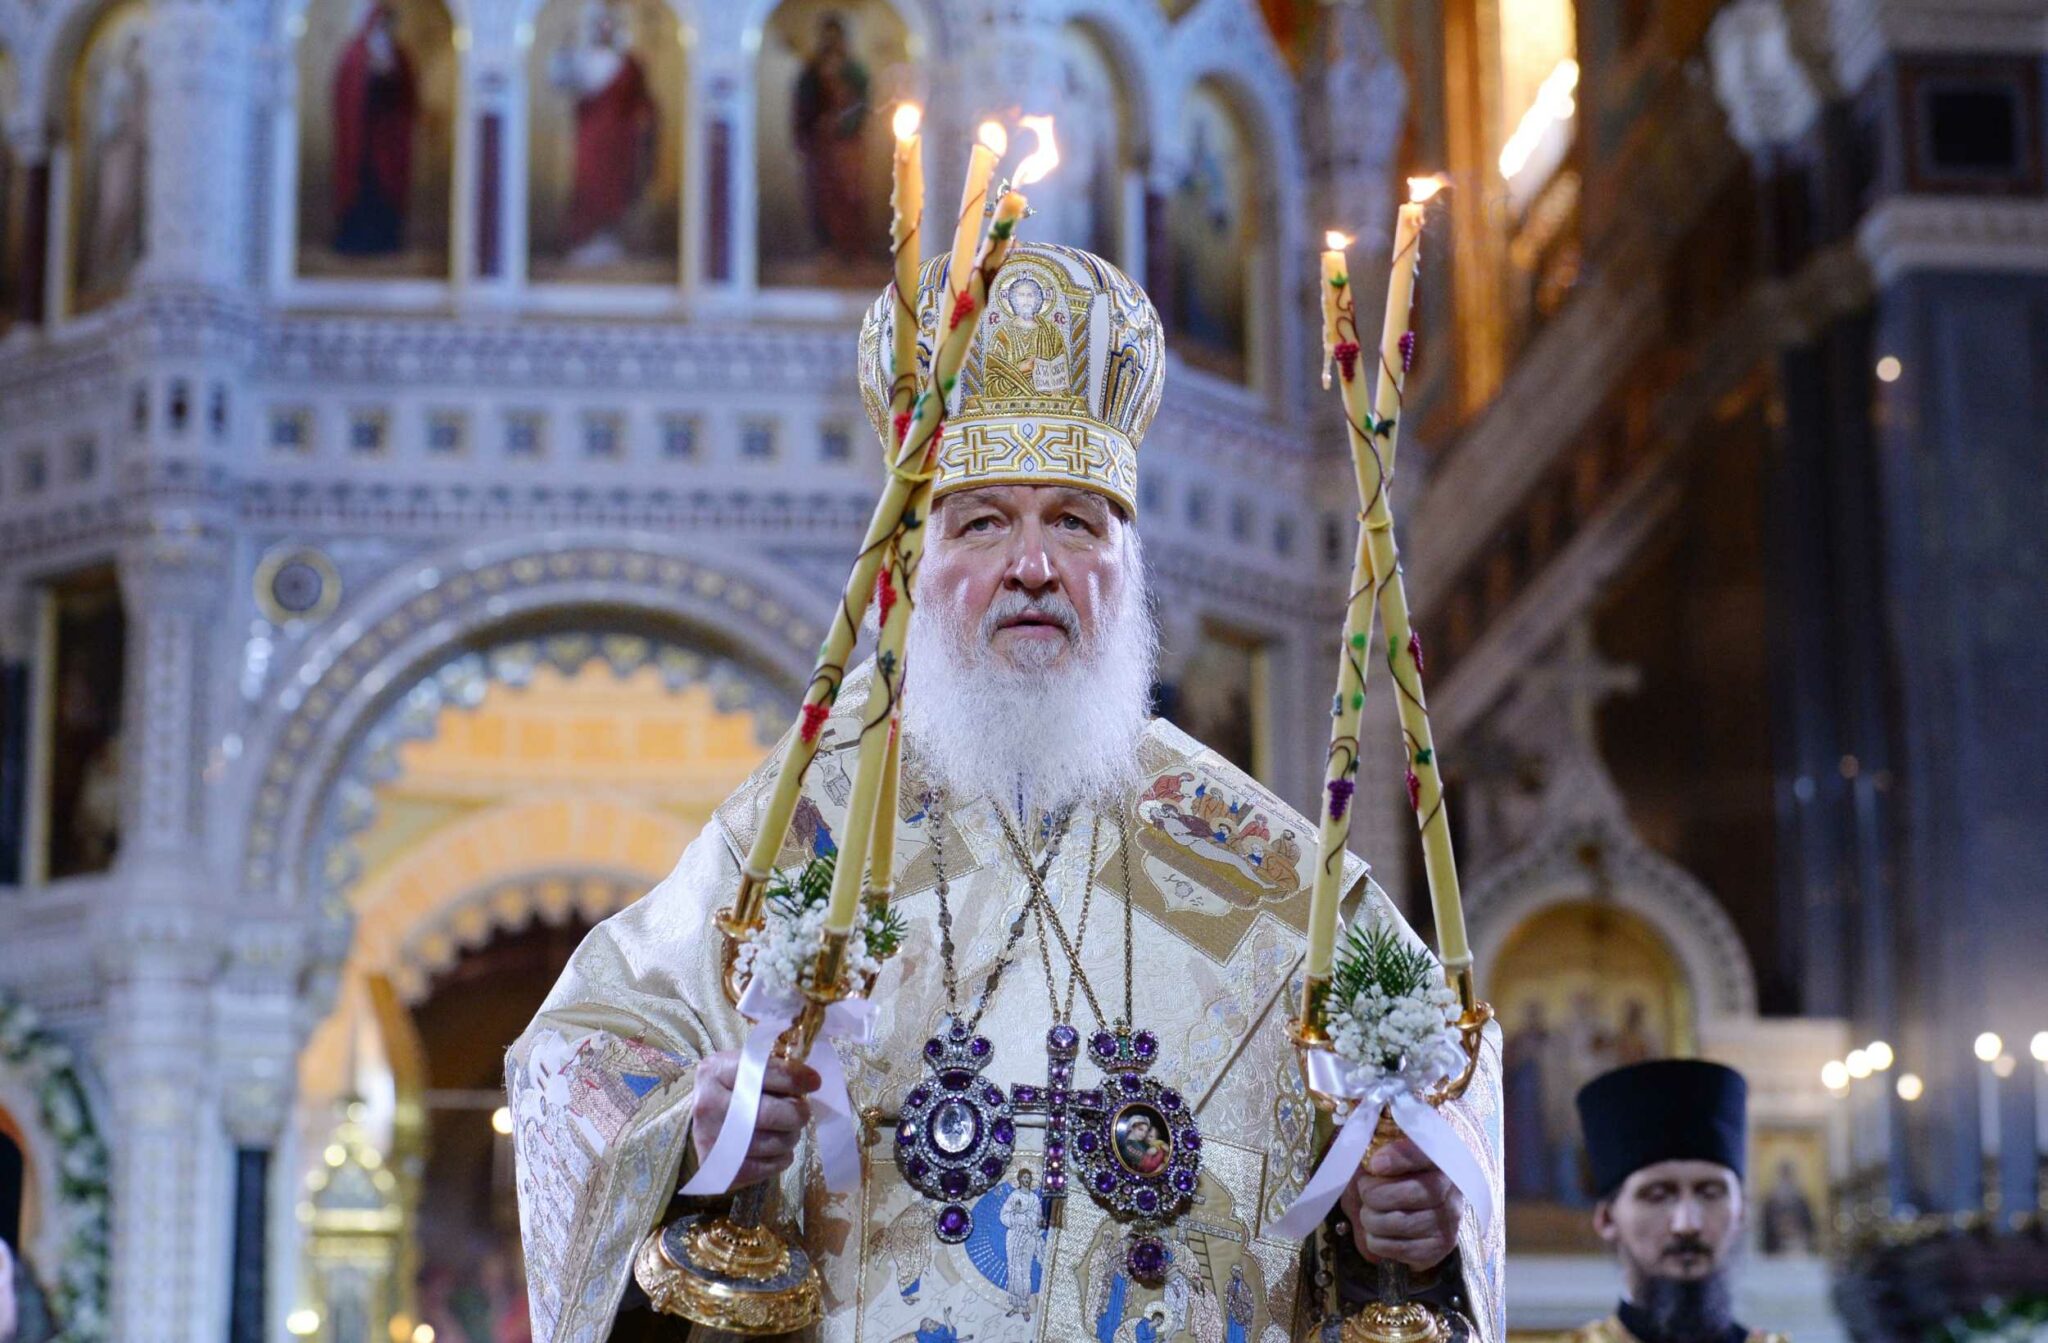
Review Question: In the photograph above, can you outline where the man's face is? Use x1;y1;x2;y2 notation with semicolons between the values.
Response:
922;484;1128;673
1595;1159;1744;1287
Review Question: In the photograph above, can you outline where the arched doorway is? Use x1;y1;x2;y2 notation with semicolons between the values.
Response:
286;631;781;1342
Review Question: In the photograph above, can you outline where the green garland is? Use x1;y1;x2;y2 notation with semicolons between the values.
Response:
0;993;111;1342
1934;1295;2048;1342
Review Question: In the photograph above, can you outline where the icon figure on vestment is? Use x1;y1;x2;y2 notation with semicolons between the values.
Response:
984;274;1071;399
998;1169;1042;1319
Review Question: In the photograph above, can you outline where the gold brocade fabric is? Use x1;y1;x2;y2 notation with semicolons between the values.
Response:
507;677;1504;1343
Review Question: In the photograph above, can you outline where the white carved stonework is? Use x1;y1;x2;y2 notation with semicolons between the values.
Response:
1857;195;2048;282
1708;0;1827;158
1829;0;2048;92
1467;622;1760;1025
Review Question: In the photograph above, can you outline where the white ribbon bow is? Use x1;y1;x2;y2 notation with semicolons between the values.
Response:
1263;1036;1493;1243
680;976;877;1198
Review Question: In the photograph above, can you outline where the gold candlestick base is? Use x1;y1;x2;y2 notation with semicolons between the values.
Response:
1341;1301;1450;1343
634;1206;822;1336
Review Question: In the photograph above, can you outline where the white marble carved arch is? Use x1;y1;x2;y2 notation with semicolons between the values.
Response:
267;0;471;305
1049;11;1156;274
230;532;829;993
1465;812;1762;1028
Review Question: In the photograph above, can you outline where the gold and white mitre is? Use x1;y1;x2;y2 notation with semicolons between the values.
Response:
857;241;1165;516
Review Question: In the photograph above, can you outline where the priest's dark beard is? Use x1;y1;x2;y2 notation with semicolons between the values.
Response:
1636;1272;1735;1341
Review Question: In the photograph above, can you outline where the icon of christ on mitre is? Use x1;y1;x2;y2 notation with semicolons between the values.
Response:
507;241;1505;1342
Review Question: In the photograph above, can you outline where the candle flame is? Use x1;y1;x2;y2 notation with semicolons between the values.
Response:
1013;116;1059;187
893;102;922;142
977;120;1009;156
1324;230;1351;251
1407;175;1447;204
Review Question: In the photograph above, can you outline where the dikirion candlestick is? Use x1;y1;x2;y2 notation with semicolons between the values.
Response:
822;139;1058;936
1302;177;1470;1032
724;120;1021;943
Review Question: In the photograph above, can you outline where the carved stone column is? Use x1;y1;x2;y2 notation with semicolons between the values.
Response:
96;513;234;1342
139;0;257;291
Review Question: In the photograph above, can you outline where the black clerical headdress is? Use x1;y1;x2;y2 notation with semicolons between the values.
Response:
1576;1058;1748;1199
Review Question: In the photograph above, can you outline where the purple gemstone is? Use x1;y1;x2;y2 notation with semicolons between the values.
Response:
1046;1140;1065;1159
1077;1130;1099;1153
1120;1074;1141;1093
897;1122;916;1145
1045;1171;1066;1192
949;1021;968;1040
1126;1237;1170;1284
1050;1063;1073;1084
909;1086;931;1108
1050;1088;1070;1106
1013;1085;1041;1105
1172;1168;1196;1193
937;1205;970;1239
969;1036;991;1058
941;1070;972;1091
993;1118;1015;1144
1077;1090;1104;1109
1134;1030;1158;1058
906;1156;929;1180
1160;1089;1181;1111
1094;1169;1118;1195
1048;1116;1067;1136
981;1156;1005;1179
924;1038;943;1059
984;1083;1005;1106
1136;1188;1159;1214
1049;1023;1079;1050
1091;1031;1117;1057
941;1169;970;1197
1183;1132;1201;1152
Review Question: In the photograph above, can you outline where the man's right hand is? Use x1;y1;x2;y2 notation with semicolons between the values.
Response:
690;1051;822;1187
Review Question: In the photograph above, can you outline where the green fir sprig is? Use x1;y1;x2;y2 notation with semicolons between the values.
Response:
1332;918;1440;1008
765;850;908;961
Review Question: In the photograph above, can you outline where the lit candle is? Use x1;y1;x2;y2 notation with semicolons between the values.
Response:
946;121;1008;303
2032;1032;2048;1165
1977;1032;2004;1166
888;103;926;442
1304;178;1470;1006
822;131;1055;935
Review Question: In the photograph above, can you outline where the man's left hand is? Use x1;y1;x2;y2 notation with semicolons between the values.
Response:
1337;1137;1464;1272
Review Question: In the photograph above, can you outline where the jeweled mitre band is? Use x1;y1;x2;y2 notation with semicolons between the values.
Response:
859;241;1165;517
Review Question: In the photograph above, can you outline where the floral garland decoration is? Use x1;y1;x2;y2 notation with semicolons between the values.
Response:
732;849;907;1002
0;993;112;1343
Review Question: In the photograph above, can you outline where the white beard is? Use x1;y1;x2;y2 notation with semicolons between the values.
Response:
902;534;1157;816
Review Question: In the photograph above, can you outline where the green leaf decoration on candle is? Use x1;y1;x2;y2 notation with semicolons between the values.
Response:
1351;692;1364;710
991;216;1017;241
1333;273;1348;289
1415;747;1433;765
1350;632;1367;650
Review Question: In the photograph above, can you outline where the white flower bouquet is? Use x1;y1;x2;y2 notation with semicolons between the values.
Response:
732;849;906;1003
1326;917;1464;1089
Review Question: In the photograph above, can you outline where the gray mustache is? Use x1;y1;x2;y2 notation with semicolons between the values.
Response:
978;591;1080;640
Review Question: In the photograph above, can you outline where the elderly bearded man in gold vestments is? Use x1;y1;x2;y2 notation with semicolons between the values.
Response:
506;242;1505;1342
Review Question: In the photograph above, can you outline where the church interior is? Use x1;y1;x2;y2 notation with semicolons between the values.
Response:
0;0;2043;1338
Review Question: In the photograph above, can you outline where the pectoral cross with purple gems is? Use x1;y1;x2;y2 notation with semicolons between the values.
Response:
1008;1024;1107;1229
